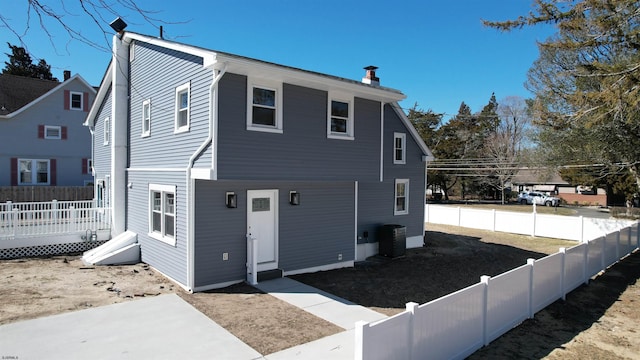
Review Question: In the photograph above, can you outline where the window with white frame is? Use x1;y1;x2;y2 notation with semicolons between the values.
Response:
19;159;50;185
175;83;190;133
142;99;151;137
327;93;354;139
247;79;282;133
45;125;62;139
393;132;406;164
70;91;83;110
104;117;110;145
149;184;176;245
394;179;409;215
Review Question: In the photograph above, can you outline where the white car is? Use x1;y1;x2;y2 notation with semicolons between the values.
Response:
517;191;560;207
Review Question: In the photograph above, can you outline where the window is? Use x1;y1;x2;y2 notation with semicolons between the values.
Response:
247;79;282;133
70;91;83;110
142;99;151;137
394;179;409;215
45;125;61;139
327;93;354;140
394;133;406;164
104;117;110;145
175;83;190;133
19;159;50;185
149;184;176;246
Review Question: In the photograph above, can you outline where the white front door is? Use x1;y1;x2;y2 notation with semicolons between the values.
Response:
247;190;278;271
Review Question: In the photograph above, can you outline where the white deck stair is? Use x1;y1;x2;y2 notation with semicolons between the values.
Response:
82;230;140;265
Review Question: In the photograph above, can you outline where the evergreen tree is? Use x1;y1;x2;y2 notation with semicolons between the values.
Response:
2;43;57;80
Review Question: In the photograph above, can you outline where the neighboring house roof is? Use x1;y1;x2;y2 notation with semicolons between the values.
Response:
511;168;570;186
0;73;96;118
0;74;59;115
85;32;433;157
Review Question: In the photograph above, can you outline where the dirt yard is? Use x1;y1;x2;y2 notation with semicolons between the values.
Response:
1;223;639;358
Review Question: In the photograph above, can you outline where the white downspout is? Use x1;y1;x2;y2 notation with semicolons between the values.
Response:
111;33;131;236
186;63;227;291
379;102;385;182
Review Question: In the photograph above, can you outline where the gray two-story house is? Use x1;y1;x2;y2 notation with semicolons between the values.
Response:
84;30;433;292
0;73;95;187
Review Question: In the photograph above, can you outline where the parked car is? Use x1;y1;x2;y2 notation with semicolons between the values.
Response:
517;191;560;207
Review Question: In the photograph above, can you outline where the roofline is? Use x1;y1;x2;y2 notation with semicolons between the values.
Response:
123;32;406;103
389;102;434;160
0;74;97;119
84;61;113;127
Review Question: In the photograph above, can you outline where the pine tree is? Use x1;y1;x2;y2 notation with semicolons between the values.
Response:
2;43;57;80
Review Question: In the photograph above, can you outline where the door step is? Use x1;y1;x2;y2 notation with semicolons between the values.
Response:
257;269;283;282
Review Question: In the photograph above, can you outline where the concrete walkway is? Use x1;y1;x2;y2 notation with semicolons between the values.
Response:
0;278;386;359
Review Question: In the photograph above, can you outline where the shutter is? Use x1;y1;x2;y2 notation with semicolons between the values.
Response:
64;90;70;110
10;158;18;186
83;92;89;112
50;159;57;185
61;126;68;140
38;124;45;139
82;158;88;174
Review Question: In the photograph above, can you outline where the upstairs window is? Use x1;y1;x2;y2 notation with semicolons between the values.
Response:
149;184;176;246
394;133;406;164
142;99;151;137
247;79;282;133
175;83;190;133
394;179;409;215
38;125;67;140
327;93;354;140
104;117;110;145
70;91;83;110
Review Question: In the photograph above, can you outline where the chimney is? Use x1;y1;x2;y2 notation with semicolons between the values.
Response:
362;65;380;85
63;70;71;81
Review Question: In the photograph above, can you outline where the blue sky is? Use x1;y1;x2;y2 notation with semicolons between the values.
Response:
2;1;555;119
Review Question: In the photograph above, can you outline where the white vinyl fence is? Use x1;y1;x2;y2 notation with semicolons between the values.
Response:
0;200;110;240
355;205;639;360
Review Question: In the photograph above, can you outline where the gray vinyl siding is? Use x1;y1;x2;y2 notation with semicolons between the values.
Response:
128;41;213;169
193;179;355;288
126;170;188;285
357;105;426;243
0;79;93;186
92;87;112;182
217;75;382;181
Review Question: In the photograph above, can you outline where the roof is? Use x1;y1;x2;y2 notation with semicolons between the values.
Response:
0;73;96;118
0;74;59;115
511;168;570;185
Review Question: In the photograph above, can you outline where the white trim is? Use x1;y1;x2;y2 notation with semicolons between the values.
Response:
148;183;177;246
103;117;110;145
393;132;406;164
69;91;84;111
175;82;190;133
246;78;283;133
379;102;384;182
354;181;359;263
327;92;354;140
283;260;355;276
141;98;151;137
356;243;378;262
44;125;62;139
394;178;409;215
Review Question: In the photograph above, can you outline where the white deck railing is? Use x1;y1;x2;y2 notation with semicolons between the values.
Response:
0;200;111;239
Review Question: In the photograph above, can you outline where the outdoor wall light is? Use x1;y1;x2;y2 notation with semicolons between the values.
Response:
289;191;300;205
226;192;237;208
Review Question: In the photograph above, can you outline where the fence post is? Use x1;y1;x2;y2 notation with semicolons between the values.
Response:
559;248;567;300
69;206;76;233
615;230;620;261
601;234;606;270
481;275;491;346
492;209;496;232
579;216;584;242
52;199;58;222
531;211;536;237
527;258;535;318
457;207;462;227
425;203;429;224
406;302;419;360
354;320;369;360
11;207;18;238
583;240;589;285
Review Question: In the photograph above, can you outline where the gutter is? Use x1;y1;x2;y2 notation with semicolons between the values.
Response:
185;63;228;291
